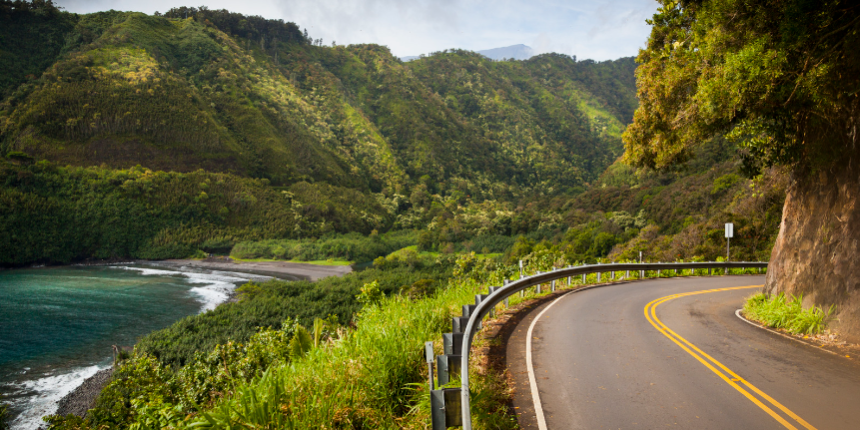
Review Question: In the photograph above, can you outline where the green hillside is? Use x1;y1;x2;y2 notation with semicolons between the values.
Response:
0;3;638;265
0;5;635;196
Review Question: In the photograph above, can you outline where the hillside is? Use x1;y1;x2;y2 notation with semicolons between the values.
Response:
0;4;635;195
0;3;639;266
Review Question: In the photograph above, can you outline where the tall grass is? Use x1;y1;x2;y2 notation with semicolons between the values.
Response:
743;293;835;335
185;282;478;428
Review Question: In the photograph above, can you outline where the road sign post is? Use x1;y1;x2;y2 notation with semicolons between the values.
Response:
725;222;734;261
725;222;734;274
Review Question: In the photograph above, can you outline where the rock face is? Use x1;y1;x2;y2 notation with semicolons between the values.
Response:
55;368;113;418
765;154;860;343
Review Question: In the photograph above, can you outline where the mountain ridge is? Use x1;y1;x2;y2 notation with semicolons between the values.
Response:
0;6;637;197
401;43;536;62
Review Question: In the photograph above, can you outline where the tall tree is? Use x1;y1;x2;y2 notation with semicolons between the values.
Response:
624;0;860;341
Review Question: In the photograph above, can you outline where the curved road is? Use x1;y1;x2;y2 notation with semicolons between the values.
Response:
506;276;860;429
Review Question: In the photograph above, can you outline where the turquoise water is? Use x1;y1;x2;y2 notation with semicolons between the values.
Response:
0;265;267;429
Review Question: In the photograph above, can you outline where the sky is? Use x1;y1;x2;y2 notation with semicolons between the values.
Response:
55;0;659;61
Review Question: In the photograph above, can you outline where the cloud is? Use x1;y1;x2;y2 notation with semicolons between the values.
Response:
54;0;658;60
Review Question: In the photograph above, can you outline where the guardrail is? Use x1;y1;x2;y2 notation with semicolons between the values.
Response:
426;261;768;430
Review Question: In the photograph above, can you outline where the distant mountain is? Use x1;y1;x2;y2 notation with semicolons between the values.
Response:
477;44;535;61
400;44;536;62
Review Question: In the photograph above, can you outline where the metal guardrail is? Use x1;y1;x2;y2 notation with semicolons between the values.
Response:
427;261;768;430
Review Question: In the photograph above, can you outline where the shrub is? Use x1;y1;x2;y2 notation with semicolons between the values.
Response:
743;293;835;335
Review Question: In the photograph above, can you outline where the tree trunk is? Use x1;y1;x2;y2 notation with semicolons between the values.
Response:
765;146;860;342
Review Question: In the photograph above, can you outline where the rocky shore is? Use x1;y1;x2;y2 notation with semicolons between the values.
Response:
155;257;353;281
54;368;113;418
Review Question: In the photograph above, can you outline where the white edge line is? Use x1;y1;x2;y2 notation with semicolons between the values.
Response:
735;309;839;356
526;294;569;430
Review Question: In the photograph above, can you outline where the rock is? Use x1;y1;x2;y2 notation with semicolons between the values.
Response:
54;368;113;418
765;153;860;344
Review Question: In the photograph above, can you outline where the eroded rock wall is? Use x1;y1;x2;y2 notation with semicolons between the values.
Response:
765;152;860;342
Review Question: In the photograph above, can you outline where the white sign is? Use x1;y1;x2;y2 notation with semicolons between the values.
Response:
725;222;734;238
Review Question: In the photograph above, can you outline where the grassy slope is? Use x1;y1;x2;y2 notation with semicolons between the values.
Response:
0;7;635;194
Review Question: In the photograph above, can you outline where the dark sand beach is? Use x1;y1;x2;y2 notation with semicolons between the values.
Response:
153;257;352;281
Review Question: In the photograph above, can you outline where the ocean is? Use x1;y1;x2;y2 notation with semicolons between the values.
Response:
0;264;271;429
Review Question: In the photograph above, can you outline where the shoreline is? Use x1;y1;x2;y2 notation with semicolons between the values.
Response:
152;258;353;282
53;368;114;421
1;257;353;282
11;258;352;426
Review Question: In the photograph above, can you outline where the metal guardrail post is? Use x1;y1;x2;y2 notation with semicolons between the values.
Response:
431;388;461;429
454;261;768;430
443;333;463;355
488;287;500;318
536;271;542;294
437;354;461;386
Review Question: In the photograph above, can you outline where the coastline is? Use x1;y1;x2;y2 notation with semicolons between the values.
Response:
151;258;353;282
17;258;352;426
1;257;353;282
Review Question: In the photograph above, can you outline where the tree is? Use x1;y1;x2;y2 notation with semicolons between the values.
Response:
623;0;860;342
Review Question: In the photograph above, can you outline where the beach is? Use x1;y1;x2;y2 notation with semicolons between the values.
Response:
152;257;353;281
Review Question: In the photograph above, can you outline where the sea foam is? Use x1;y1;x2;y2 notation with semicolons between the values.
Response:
7;364;105;430
118;265;271;311
1;265;273;430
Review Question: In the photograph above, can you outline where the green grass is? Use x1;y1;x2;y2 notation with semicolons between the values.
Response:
743;293;835;335
230;257;353;266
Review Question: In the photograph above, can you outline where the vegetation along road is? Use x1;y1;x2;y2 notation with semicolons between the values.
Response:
507;276;860;429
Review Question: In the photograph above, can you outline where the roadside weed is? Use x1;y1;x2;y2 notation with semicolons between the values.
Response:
743;293;835;335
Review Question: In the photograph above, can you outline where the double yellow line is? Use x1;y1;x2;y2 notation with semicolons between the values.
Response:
644;286;817;430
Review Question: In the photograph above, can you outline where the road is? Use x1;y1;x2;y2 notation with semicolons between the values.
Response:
506;276;860;429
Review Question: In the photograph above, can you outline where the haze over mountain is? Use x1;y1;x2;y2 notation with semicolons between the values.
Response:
401;44;536;62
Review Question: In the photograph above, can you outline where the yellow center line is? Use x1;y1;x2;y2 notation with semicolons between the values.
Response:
644;285;817;430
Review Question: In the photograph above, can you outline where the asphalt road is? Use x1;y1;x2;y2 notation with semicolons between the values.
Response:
506;276;860;429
